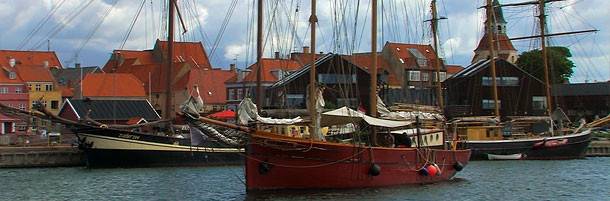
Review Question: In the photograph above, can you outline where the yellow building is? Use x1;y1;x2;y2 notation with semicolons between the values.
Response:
15;65;62;130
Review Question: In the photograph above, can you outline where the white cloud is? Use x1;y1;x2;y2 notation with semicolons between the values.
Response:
224;44;246;60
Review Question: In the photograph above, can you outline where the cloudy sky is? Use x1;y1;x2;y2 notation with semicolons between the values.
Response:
1;0;608;83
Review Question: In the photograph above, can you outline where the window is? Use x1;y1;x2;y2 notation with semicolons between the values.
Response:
396;47;400;52
45;84;53;91
439;72;447;82
50;100;59;110
228;89;234;100
286;94;304;108
35;84;41;91
483;99;501;109
212;105;217;111
422;72;429;81
220;106;225;110
409;71;421;81
9;72;16;79
481;77;500;86
434;72;448;82
318;74;356;84
15;87;22;94
482;76;518;86
41;101;47;108
237;89;243;100
532;96;547;110
6;103;12;107
1;87;7;94
19;104;25;110
417;59;428;66
502;77;519;86
399;58;405;63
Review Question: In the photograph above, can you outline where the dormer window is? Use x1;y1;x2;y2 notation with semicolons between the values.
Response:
9;72;16;79
399;58;404;64
396;47;400;52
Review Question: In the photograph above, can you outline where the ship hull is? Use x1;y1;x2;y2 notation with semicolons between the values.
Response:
74;127;243;168
245;131;471;190
460;129;591;160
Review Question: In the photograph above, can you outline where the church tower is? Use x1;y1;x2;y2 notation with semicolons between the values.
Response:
472;0;518;64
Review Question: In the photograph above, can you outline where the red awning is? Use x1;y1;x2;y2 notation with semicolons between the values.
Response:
207;110;236;120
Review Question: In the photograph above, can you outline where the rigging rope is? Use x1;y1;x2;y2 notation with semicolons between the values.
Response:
17;0;67;50
119;0;147;49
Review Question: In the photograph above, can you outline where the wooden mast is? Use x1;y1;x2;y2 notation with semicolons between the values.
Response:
370;0;378;146
165;0;175;120
538;0;554;134
487;0;501;119
256;0;263;114
309;0;319;140
431;0;444;110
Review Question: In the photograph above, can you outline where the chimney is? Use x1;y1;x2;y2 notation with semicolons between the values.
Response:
275;52;280;59
230;63;236;73
75;63;81;69
43;61;49;68
9;58;15;67
303;46;310;54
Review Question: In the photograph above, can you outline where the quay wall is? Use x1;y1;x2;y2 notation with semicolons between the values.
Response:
0;146;84;168
586;140;610;157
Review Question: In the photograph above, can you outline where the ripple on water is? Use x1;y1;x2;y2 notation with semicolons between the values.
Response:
1;158;609;200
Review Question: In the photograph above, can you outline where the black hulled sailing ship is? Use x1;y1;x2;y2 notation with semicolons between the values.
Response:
445;0;592;160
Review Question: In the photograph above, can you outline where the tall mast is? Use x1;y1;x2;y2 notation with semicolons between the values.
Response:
538;0;553;134
309;0;319;140
165;0;175;120
256;0;263;114
487;0;501;119
431;0;444;110
370;0;378;146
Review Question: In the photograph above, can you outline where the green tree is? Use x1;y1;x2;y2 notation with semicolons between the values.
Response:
516;46;575;84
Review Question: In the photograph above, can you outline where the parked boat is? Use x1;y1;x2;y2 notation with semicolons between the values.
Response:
448;0;593;160
179;0;470;191
72;124;243;168
487;153;522;160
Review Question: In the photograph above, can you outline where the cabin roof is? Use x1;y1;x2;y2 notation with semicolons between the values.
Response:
65;99;160;121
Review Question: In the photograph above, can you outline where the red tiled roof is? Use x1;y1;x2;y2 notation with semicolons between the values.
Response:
290;52;326;66
126;117;146;125
0;67;23;83
445;65;464;74
61;86;74;98
386;43;439;70
343;54;401;86
82;73;146;97
473;34;516;52
14;65;55;82
0;50;63;69
227;58;303;83
196;68;235;104
156;40;211;67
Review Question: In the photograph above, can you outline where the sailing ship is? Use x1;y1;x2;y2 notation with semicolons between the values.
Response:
17;0;243;168
446;0;593;160
179;0;470;190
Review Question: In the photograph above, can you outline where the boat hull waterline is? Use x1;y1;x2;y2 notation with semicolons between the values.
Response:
74;127;243;168
461;129;591;160
245;131;471;190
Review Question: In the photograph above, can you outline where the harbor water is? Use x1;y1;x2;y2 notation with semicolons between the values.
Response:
1;157;608;200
